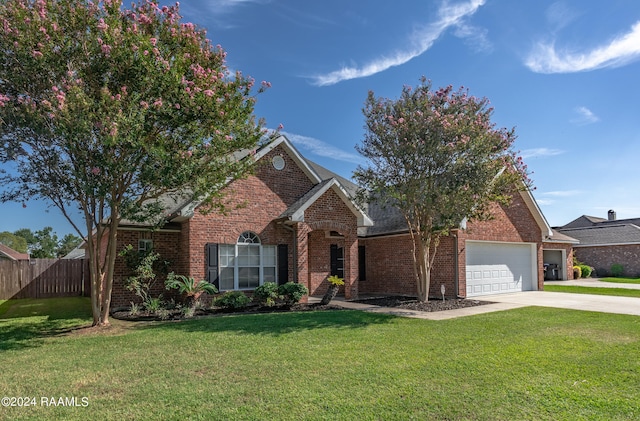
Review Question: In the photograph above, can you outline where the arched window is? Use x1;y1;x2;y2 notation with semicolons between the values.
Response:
238;231;261;244
218;231;277;290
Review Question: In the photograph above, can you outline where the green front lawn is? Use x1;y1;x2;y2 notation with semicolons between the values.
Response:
600;277;640;284
544;285;640;298
1;298;639;420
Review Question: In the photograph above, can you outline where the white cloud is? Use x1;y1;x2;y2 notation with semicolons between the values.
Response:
454;23;493;53
545;2;580;32
311;0;486;86
281;131;365;164
520;148;564;159
525;20;640;73
571;106;600;125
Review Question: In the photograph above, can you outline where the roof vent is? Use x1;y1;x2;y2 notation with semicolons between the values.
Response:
608;209;616;221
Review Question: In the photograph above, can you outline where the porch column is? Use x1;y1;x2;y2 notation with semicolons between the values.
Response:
344;232;358;300
296;223;311;299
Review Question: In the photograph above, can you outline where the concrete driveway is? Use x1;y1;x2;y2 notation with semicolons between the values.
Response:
476;278;640;317
477;291;640;317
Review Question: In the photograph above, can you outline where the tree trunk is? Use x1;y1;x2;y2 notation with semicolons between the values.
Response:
320;284;339;305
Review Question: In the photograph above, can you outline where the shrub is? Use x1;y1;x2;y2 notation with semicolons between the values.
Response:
253;282;280;307
165;273;217;308
213;291;251;309
144;297;164;313
120;244;170;309
579;265;592;278
278;282;308;305
611;263;624;277
573;266;582;279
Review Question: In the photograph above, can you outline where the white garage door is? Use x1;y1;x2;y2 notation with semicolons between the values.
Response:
466;242;535;297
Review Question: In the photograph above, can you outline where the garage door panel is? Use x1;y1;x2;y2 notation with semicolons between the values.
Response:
466;242;534;297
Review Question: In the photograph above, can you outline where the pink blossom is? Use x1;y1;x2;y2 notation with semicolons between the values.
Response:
32;50;43;58
150;37;157;46
153;98;163;108
203;89;214;97
91;167;101;175
97;19;108;32
101;44;112;56
398;117;405;124
0;93;10;107
143;50;149;56
174;103;180;109
132;45;139;52
140;100;149;109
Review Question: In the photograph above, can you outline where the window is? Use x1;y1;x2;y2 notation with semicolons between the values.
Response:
218;232;277;290
138;239;153;252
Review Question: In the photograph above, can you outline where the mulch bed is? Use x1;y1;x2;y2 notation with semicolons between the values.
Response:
353;296;493;312
111;302;343;322
111;296;492;322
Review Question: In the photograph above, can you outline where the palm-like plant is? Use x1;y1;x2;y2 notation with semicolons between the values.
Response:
165;273;218;308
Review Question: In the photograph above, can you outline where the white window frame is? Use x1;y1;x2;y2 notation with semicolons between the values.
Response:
138;239;153;252
218;232;277;291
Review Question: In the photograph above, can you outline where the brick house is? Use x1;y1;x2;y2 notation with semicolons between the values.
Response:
557;210;640;277
110;135;557;307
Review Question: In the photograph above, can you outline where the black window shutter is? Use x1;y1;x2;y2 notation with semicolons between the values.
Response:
277;244;288;285
206;243;219;290
358;245;366;281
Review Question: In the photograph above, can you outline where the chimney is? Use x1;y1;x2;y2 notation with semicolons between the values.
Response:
608;209;616;221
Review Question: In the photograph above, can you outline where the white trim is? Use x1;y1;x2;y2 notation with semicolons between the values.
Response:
519;188;553;239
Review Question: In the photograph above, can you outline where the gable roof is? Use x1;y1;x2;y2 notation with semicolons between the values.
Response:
279;178;373;227
0;244;29;260
561;215;608;229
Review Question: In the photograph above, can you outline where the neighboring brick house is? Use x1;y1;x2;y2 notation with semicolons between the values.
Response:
110;135;556;307
557;210;640;277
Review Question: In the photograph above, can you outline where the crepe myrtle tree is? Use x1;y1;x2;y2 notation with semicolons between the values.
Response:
0;0;271;326
354;78;530;302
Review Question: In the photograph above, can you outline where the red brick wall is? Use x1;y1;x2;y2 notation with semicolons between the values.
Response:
111;229;182;309
458;193;544;294
183;145;314;282
575;244;640;277
361;192;545;298
302;187;358;297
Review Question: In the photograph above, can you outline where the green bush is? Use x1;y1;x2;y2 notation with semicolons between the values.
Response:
278;282;308;305
253;282;280;307
611;263;624;277
573;266;582;279
579;265;592;278
213;291;251;309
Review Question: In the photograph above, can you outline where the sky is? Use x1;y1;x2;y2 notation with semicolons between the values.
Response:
1;0;640;238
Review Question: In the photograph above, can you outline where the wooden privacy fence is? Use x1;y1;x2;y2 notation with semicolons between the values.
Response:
0;259;89;300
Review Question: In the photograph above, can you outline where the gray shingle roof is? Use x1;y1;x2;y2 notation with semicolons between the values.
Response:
559;224;640;246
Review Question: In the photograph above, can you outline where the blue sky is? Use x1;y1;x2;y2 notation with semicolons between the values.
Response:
1;0;640;237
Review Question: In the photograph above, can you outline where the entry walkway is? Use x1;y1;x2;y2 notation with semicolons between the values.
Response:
326;278;640;320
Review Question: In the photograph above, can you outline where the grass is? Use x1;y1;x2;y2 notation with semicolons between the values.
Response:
1;298;640;420
600;277;640;284
544;284;640;298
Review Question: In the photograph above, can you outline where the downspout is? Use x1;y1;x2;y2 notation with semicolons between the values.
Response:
280;222;298;283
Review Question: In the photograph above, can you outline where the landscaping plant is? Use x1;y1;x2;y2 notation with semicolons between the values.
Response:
354;78;529;301
278;282;309;306
165;273;218;308
253;282;280;307
0;0;269;326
